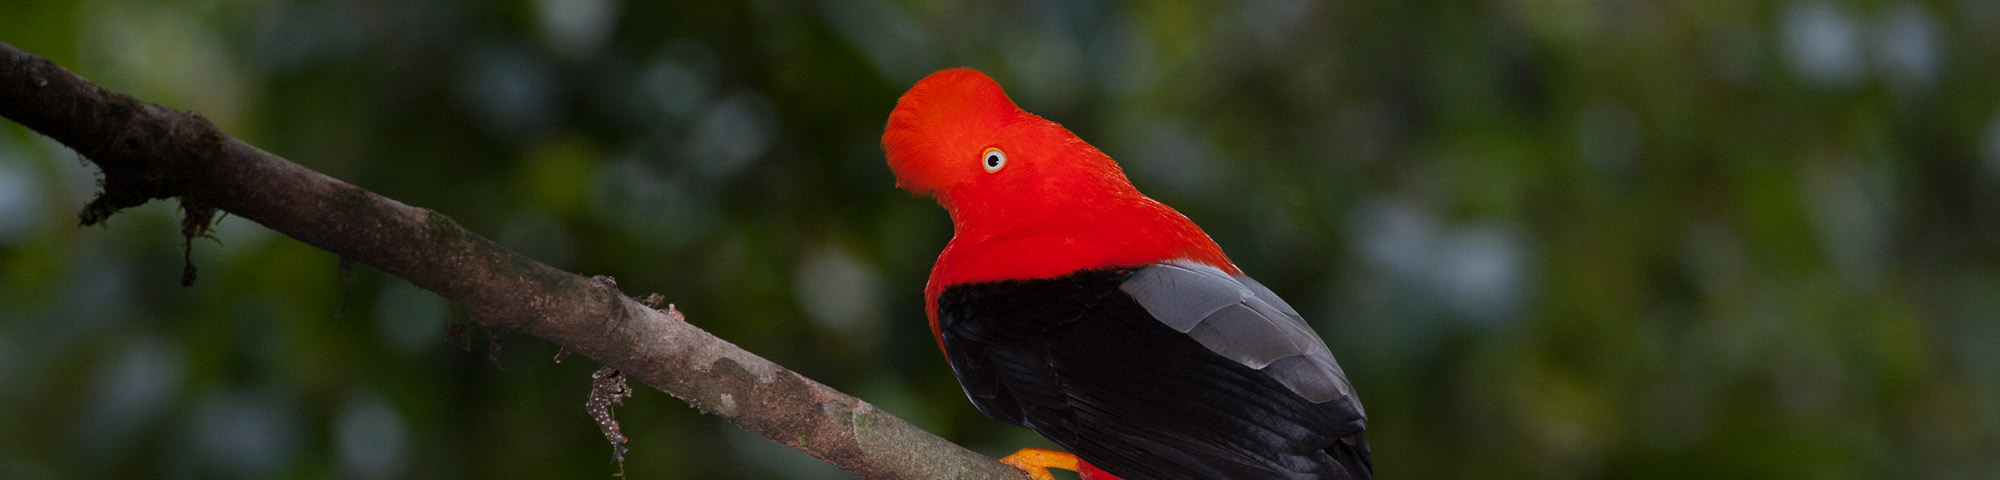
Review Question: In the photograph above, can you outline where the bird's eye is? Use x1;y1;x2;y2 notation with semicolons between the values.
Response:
982;148;1006;173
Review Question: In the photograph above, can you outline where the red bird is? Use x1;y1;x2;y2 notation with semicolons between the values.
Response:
882;68;1372;480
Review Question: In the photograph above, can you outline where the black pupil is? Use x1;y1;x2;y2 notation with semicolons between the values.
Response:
986;154;999;167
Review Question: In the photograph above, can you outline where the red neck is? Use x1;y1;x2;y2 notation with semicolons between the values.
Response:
922;192;1235;340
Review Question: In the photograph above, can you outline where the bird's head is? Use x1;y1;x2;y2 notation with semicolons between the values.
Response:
881;68;1133;221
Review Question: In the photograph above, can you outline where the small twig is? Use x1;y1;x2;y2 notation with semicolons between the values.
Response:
588;366;633;464
177;197;219;286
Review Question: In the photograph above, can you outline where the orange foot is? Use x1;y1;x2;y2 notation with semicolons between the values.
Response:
998;448;1079;480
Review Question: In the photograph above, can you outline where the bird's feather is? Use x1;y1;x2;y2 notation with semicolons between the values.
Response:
938;265;1371;480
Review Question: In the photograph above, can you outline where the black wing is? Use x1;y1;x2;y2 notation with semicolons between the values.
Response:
937;262;1371;480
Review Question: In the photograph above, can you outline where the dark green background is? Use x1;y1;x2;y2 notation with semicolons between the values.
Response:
2;0;1997;478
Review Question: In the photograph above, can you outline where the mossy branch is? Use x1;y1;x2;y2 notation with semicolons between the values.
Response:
0;41;1022;480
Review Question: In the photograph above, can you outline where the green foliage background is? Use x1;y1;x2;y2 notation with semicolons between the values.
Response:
3;0;1998;478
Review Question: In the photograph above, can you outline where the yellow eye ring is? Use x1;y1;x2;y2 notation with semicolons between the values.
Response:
981;148;1006;173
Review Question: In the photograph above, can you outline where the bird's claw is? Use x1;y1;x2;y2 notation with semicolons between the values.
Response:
999;448;1078;480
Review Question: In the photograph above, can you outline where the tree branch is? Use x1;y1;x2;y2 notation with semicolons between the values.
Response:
0;41;1021;480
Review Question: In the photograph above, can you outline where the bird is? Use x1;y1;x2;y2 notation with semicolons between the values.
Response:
881;68;1372;480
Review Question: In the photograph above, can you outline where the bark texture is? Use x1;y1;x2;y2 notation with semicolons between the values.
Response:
0;41;1021;480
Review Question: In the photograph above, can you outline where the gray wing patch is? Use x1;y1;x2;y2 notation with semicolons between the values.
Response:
1120;261;1360;407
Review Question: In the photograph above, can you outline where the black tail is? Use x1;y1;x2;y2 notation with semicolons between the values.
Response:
1327;432;1374;479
